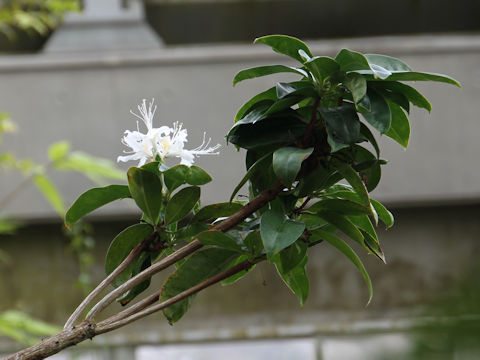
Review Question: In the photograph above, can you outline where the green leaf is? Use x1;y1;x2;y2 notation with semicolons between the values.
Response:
295;164;334;197
377;71;460;86
127;167;163;224
312;229;373;304
304;56;339;83
186;166;212;186
221;255;255;285
104;223;154;287
161;248;239;324
347;215;377;242
320;106;361;148
362;229;386;263
47;141;70;162
315;211;364;244
360;123;380;158
308;199;369;216
361;89;391;134
174;223;210;242
365;54;412;72
227;115;307;150
197;230;243;252
272;147;313;186
371;199;394;228
33;174;65;216
385;101;410;148
277;256;309;306
243;231;264;258
163;165;189;192
254;34;313;63
235;87;277;122
275;81;317;99
118;253;152;305
273;241;307;274
332;161;370;206
230;151;273;202
55;151;124;182
65;185;131;227
335;49;371;73
233;65;305;86
374;81;431;112
165;186;201;225
260;210;305;259
192;202;243;223
344;72;367;107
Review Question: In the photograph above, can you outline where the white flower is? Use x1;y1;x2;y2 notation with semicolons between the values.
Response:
117;99;220;167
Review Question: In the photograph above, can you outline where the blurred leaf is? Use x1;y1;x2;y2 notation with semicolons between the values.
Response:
33;173;65;216
65;185;130;227
47;141;70;162
0;217;21;235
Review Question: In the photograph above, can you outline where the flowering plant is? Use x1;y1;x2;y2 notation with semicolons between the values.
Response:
6;35;459;360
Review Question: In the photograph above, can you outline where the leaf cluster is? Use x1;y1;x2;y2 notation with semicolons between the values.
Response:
65;35;459;325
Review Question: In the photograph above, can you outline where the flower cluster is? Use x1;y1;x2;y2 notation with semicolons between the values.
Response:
117;99;220;167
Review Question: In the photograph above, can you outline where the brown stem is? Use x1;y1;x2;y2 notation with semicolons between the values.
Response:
85;181;284;322
96;259;254;333
63;232;157;329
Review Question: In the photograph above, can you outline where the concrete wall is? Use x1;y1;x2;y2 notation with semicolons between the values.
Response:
0;34;479;219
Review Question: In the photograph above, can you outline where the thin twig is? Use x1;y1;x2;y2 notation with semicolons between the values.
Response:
96;259;254;334
85;181;284;322
63;232;157;329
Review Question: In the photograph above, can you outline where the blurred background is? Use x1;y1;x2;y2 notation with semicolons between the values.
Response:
0;0;479;359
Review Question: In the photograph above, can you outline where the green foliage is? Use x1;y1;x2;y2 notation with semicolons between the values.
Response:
64;34;458;324
0;310;60;345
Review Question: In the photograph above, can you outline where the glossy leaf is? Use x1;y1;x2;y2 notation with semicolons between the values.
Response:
344;72;367;106
227;115;307;150
127;167;163;224
295;164;334;197
320;106;361;149
362;230;386;263
335;48;370;72
163;165;189;192
374;81;431;112
371;199;394;228
161;248;239;324
332;160;370;207
385;101;410;148
273;241;307;274
233;65;305;86
104;223;154;287
315;211;364;244
165;186;201;225
307;198;369;216
187;166;213;186
361;89;392;134
230;151;273;202
254;35;313;63
313;229;373;304
197;230;243;252
304;56;339;83
243;231;264;258
260;210;305;259
235;87;277;122
365;54;412;72
275;81;317;99
272;147;313;186
379;71;460;86
347;215;377;242
277;256;309;306
65;185;130;226
192;202;243;223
